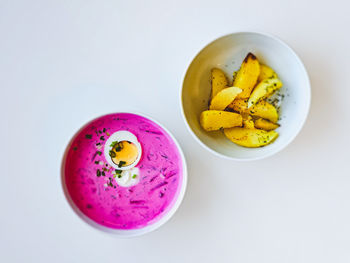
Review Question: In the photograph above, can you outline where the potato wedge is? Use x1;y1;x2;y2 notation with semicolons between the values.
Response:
211;68;228;99
247;78;282;108
254;118;280;131
233;53;260;99
209;86;242;110
258;64;278;82
248;100;279;123
200;110;242;131
243;115;255;129
227;98;248;113
224;127;278;148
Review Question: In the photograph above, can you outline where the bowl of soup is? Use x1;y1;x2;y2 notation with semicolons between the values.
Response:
61;112;187;237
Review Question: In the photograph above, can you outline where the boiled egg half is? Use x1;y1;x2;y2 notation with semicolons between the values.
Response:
104;130;142;187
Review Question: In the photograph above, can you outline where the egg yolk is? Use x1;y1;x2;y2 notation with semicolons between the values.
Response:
110;141;138;167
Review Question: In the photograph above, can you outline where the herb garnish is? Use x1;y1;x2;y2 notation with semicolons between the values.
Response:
100;136;105;141
96;169;101;177
118;161;126;168
97;151;102;156
115;144;122;152
115;169;122;174
94;161;99;164
103;128;106;133
132;174;137;179
109;150;116;158
85;134;92;139
110;141;119;147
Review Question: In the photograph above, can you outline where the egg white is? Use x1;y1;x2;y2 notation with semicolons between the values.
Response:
114;167;140;187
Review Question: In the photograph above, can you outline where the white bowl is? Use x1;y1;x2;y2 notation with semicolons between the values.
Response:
181;32;311;161
61;112;187;237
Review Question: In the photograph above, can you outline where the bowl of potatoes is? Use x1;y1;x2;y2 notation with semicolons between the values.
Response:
181;32;311;161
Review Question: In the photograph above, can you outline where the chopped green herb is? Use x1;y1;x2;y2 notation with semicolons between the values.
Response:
113;174;116;178
97;151;102;156
102;171;105;176
99;130;102;134
115;145;122;152
118;161;126;168
96;142;101;146
106;132;110;136
96;169;101;177
110;141;119;147
94;161;99;164
85;134;92;139
100;136;105;141
109;150;116;158
118;174;122;178
103;128;106;132
132;174;137;179
115;169;122;174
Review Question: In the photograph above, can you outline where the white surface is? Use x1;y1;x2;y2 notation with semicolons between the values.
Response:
1;0;350;262
181;32;311;160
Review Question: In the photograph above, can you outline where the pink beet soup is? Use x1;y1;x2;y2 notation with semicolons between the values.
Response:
63;113;184;230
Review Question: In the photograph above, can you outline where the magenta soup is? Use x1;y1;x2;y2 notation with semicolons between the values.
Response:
63;113;184;230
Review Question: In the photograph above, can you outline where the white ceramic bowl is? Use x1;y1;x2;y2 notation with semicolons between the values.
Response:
61;112;187;237
181;32;311;161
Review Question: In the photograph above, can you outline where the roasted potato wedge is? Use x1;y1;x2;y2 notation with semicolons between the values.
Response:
254;118;280;131
199;53;283;148
227;98;248;113
258;64;278;82
209;86;242;111
233;53;260;99
247;78;282;108
211;68;228;99
224;127;278;148
243;115;255;129
248;100;279;123
200;110;242;131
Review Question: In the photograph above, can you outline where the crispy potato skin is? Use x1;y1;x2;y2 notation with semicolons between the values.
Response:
258;64;278;82
200;110;242;131
248;100;279;123
254;118;280;131
211;68;228;99
247;78;283;108
224;127;278;147
209;86;242;111
233;53;260;99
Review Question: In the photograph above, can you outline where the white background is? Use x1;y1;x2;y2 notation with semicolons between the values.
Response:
1;0;350;262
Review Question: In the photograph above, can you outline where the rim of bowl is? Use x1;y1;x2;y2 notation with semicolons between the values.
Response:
60;111;188;237
180;31;311;161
